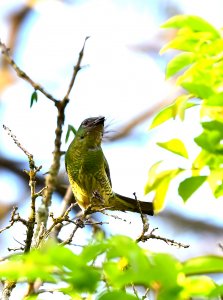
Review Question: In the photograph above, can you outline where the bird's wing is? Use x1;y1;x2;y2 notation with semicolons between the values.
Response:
103;154;112;187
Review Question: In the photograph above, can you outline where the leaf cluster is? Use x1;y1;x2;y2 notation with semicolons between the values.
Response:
146;15;223;211
0;236;223;300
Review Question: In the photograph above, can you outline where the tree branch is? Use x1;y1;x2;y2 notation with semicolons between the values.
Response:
39;37;89;229
2;125;45;298
0;40;59;103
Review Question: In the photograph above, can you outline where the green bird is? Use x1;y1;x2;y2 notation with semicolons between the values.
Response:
65;116;154;215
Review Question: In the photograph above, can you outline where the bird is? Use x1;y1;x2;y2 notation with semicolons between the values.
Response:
65;116;154;215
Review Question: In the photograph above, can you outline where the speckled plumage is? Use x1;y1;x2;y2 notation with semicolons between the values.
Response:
65;116;154;215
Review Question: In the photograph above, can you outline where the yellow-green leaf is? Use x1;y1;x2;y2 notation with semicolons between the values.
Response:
145;167;183;213
153;177;170;213
174;94;195;121
157;138;189;158
144;161;163;189
150;105;174;129
183;255;223;275
166;52;195;79
161;15;220;39
65;124;77;143
150;95;195;129
183;276;215;297
192;150;212;170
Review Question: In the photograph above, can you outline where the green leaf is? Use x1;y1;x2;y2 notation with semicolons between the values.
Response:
210;284;223;297
150;96;196;129
179;81;214;99
45;243;101;292
80;241;107;263
145;167;183;212
157;138;189;158
206;92;223;106
144;161;163;188
104;240;153;288
65;124;76;143
201;120;223;136
183;255;223;275
192;150;212;170
151;253;181;287
174;95;196;121
148;253;183;300
207;169;223;195
200;104;223;123
161;15;220;38
98;291;137;300
194;130;223;153
150;105;174;129
0;243;101;293
30;90;38;108
178;176;207;202
153;176;175;213
160;35;201;53
183;276;215;297
166;52;195;78
0;255;55;282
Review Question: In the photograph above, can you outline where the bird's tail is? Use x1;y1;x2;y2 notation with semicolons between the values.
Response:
113;193;154;216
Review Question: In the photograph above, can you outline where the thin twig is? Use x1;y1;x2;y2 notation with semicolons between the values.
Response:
61;221;83;245
219;243;223;252
52;185;74;238
137;227;189;248
0;207;19;234
0;252;23;262
63;36;90;101
134;192;149;241
142;288;150;300
40;36;89;224
3;125;44;253
43;203;75;240
3;125;32;158
2;125;45;298
0;40;59;103
131;284;140;299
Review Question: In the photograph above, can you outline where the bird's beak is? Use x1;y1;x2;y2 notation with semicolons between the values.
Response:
93;116;105;126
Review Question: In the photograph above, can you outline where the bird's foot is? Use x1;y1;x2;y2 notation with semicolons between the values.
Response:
74;218;85;228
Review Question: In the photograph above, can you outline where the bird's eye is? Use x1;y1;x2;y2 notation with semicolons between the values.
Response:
80;135;84;140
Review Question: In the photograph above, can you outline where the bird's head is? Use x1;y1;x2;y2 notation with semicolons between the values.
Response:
75;116;105;148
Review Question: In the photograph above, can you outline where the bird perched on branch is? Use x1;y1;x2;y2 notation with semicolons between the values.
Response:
65;116;154;215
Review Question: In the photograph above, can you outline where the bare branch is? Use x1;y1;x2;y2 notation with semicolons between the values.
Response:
36;203;75;245
51;185;74;238
0;40;59;103
63;36;90;101
41;36;89;216
0;207;19;234
137;227;189;248
3;125;45;253
3;125;32;158
134;192;150;241
61;221;82;246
